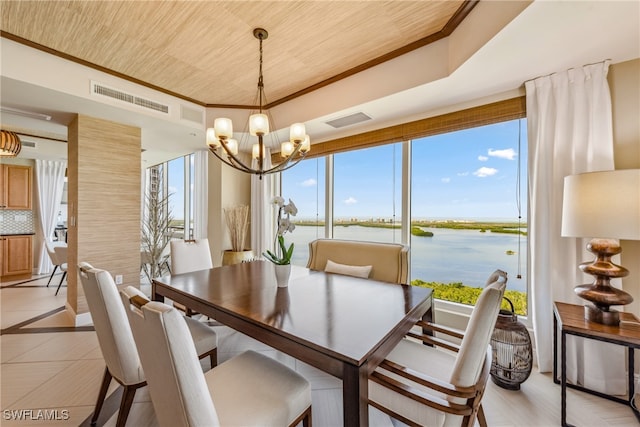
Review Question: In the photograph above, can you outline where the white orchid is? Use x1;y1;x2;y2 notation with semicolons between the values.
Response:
283;199;298;216
264;196;298;265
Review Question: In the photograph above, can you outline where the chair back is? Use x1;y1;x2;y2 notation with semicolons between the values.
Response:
78;263;144;385
170;239;213;275
307;238;409;284
122;294;220;427
53;244;67;264
45;241;63;265
449;271;507;395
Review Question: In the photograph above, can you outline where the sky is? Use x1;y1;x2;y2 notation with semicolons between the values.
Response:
282;118;528;222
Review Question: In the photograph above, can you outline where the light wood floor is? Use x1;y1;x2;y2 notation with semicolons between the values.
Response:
1;273;636;426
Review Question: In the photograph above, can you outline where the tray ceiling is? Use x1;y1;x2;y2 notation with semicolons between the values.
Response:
0;0;470;108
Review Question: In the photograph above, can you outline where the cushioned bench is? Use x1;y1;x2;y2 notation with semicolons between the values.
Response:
306;238;409;284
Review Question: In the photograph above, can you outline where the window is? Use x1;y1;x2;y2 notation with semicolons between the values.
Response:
281;157;326;266
333;144;402;244
410;119;528;315
148;153;195;240
279;107;528;315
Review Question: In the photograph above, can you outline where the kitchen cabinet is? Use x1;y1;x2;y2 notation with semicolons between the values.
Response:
0;234;33;279
0;164;32;210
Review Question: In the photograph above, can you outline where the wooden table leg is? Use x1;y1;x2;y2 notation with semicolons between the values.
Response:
342;363;368;427
151;281;164;302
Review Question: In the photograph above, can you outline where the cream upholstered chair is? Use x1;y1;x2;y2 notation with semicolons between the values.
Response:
44;240;65;288
368;270;508;427
170;238;213;275
307;238;409;284
79;263;217;427
170;238;214;316
122;294;312;427
53;244;68;296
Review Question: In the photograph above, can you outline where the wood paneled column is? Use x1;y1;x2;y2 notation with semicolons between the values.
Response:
67;115;141;319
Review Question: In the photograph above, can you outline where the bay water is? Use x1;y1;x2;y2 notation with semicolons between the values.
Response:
284;224;528;293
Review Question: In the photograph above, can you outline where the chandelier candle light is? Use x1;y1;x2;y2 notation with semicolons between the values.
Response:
206;28;310;178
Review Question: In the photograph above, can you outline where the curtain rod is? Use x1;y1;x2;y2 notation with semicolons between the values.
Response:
522;59;611;85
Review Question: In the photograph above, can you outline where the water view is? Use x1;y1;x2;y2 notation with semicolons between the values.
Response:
284;223;528;293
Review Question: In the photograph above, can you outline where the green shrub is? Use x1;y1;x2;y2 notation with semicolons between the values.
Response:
411;279;527;315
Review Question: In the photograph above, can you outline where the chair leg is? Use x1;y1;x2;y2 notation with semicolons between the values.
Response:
115;383;142;427
55;271;67;296
303;408;312;427
46;265;58;287
209;348;217;368
91;367;112;425
477;404;488;427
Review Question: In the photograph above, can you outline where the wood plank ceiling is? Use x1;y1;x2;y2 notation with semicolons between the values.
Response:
0;1;473;109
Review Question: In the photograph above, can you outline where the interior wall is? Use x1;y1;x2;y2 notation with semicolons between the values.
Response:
207;152;251;266
609;58;640;317
68;115;141;317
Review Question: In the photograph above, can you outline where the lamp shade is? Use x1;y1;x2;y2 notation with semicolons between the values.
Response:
561;169;640;240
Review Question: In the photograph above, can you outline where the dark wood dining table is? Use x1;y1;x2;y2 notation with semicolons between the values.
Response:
152;260;433;427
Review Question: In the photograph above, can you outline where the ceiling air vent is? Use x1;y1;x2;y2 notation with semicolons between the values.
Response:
21;140;37;149
325;112;372;129
91;82;169;114
180;105;204;125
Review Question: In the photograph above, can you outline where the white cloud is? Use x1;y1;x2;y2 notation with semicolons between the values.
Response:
457;172;469;177
441;177;450;183
488;148;517;160
478;155;488;161
473;167;498;177
344;197;358;205
300;178;317;187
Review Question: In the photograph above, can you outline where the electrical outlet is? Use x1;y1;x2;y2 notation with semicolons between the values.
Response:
115;275;123;285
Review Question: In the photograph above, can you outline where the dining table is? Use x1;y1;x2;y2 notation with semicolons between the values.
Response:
152;260;433;427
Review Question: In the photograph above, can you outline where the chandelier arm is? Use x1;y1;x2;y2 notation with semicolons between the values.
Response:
261;146;307;175
208;148;253;173
217;139;256;172
269;154;308;175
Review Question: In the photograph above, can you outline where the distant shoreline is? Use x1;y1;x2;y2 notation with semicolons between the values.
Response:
294;219;527;235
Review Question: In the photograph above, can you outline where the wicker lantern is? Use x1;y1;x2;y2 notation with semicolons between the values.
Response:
490;297;533;390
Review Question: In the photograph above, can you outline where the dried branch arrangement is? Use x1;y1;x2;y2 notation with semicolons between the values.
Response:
224;205;249;252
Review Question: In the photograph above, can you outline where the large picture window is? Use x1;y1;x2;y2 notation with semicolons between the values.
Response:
279;99;528;315
410;119;528;315
281;157;326;266
333;144;402;244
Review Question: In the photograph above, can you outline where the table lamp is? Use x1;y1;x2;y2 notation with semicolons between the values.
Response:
561;169;640;326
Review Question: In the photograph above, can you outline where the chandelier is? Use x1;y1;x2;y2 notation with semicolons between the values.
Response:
0;130;22;157
206;28;310;178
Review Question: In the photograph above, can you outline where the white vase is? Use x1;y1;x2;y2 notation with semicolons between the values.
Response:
273;263;291;287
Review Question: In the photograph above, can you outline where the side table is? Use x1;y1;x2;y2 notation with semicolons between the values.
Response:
553;301;640;427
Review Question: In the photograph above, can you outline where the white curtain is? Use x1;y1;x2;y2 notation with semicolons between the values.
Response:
251;148;275;258
526;60;624;394
193;150;209;240
35;159;67;274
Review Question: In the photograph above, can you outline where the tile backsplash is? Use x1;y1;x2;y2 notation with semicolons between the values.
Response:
0;210;34;234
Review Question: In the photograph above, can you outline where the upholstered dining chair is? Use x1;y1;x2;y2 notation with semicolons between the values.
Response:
44;240;64;288
170;238;214;316
307;238;409;284
52;244;68;296
170;238;213;275
122;293;312;427
368;270;508;427
79;263;218;427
